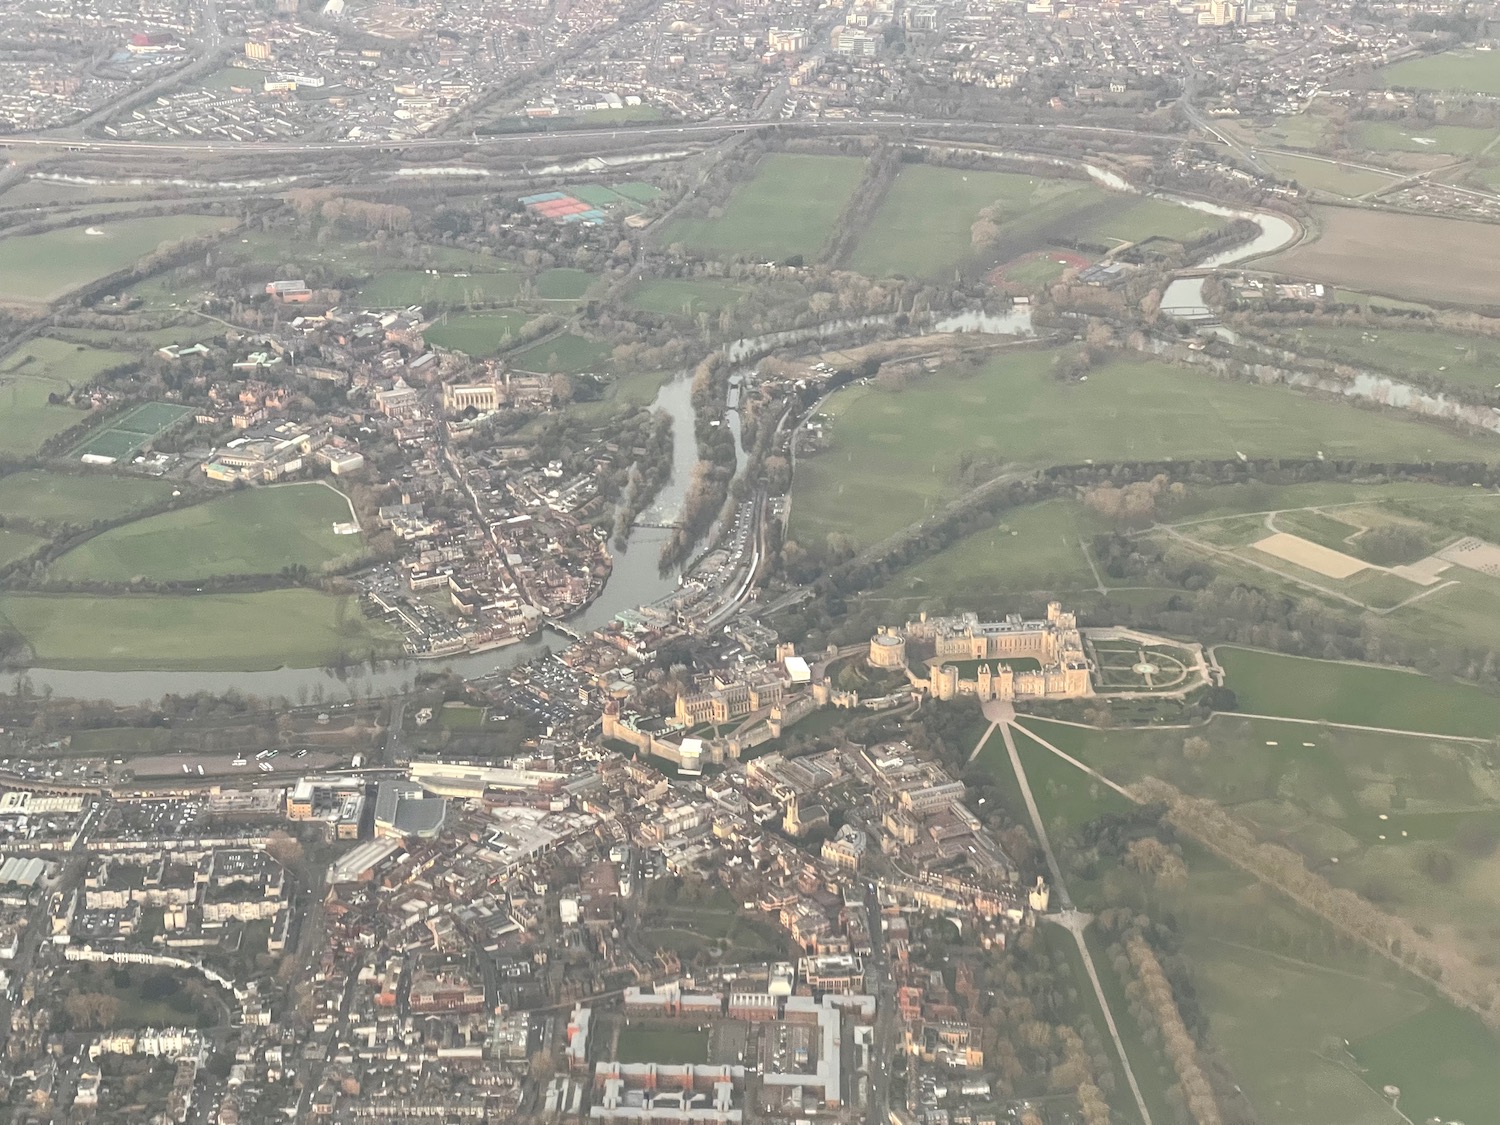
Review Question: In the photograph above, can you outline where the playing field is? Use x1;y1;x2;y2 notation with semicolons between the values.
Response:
0;589;399;670
1384;48;1500;94
508;332;612;374
658;153;867;261
1268;322;1500;393
0;215;236;305
0;338;134;456
71;401;191;462
788;349;1499;547
360;269;521;308
535;267;595;300
626;278;750;317
1216;647;1500;737
1267;206;1500;306
0;471;174;524
48;483;363;583
1352;121;1498;156
422;310;534;356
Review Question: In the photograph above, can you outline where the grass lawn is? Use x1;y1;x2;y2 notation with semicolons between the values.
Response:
0;589;399;670
1270;322;1500;393
787;349;1499;547
0;471;174;525
48;483;363;582
359;269;521;308
626;278;750;317
0;215;236;305
1262;153;1398;197
616;1023;709;1064
422;310;534;356
871;499;1108;610
659;153;866;261
1250;112;1332;150
1331;289;1433;313
849;166;1088;277
579;105;663;124
536;267;595;300
0;338;133;455
0;528;44;567
1352;121;1498;156
438;703;487;729
1351;1000;1500;1125
985;719;1500;1125
509;332;612;374
1384;49;1500;94
1215;647;1500;737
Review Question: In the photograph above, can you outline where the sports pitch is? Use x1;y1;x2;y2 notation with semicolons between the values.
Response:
0;471;173;524
0;589;399;670
71;401;190;462
657;153;867;261
49;482;363;583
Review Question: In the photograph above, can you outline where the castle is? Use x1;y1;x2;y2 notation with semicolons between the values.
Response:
873;603;1093;702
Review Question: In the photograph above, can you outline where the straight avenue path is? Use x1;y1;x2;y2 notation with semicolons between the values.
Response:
973;706;1154;1125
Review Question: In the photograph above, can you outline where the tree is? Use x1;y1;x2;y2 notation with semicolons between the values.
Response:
1182;736;1211;761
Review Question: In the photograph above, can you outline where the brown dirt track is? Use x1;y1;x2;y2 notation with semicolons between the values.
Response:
1265;205;1500;307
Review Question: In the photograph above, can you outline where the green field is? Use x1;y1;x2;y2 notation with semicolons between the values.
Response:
659;153;867;261
1262;153;1398;197
788;349;1499;547
1352;120;1498;156
422;310;534;356
985;723;1500;1125
72;401;191;461
49;483;363;583
1271;322;1500;392
438;704;487;729
509;332;612;374
0;338;134;455
626;278;750;317
1216;647;1500;737
1248;113;1332;150
873;499;1108;609
848;166;1226;278
579;105;663;124
1384;49;1500;94
0;472;174;525
0;215;236;305
616;1023;709;1064
359;269;520;308
0;589;398;670
0;528;44;567
535;267;595;300
849;166;1087;277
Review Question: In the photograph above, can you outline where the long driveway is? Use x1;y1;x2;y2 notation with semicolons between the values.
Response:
975;706;1154;1125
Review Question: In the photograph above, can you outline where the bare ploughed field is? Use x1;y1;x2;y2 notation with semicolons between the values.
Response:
1266;206;1500;306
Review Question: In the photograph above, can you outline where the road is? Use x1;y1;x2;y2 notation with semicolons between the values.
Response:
864;879;902;1125
5;114;1210;159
